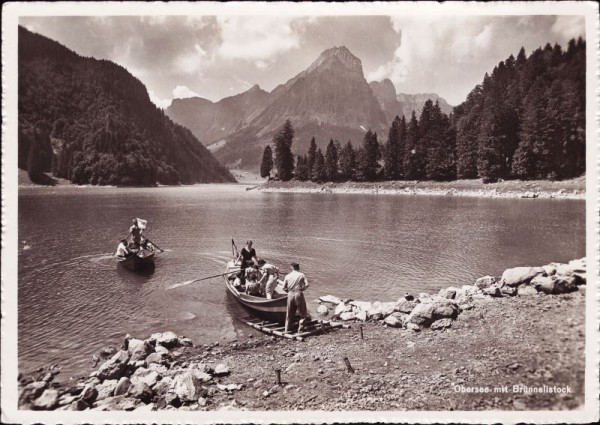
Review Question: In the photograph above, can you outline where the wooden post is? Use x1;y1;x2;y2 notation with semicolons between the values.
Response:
275;368;282;385
359;325;364;339
343;357;355;373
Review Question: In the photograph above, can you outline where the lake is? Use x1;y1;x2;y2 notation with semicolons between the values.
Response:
17;184;585;380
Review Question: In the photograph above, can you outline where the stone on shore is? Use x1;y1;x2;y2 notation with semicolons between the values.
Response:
93;395;140;411
406;300;458;327
532;275;578;295
127;382;154;403
501;266;545;287
334;302;352;316
130;367;159;387
340;311;356;321
319;295;342;305
383;312;405;328
438;287;458;299
80;383;98;403
150;331;180;349
20;381;47;403
474;276;498;290
174;371;207;402
97;350;130;381
145;352;167;365
31;389;60;410
114;377;132;396
431;318;453;330
214;364;230;376
482;285;502;297
130;340;154;362
96;379;117;401
178;337;193;347
517;285;538;296
317;305;329;317
396;299;417;314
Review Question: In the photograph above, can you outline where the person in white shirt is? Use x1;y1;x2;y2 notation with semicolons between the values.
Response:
258;262;279;299
115;239;130;258
282;262;310;332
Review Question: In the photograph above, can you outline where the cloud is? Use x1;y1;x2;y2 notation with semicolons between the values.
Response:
216;16;302;61
551;16;585;40
175;44;210;75
148;90;172;109
172;85;200;99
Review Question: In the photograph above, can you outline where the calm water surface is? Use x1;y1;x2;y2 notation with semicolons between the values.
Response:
18;184;585;379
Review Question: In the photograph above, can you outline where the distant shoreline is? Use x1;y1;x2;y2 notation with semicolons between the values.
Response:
253;177;586;200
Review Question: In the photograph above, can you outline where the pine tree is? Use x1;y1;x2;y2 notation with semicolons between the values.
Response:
273;119;295;181
384;116;403;180
358;130;380;181
339;141;356;181
311;148;326;182
295;154;309;180
260;145;274;179
325;139;339;181
403;111;420;180
307;137;317;178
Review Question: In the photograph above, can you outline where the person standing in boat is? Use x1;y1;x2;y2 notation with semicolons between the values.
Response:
129;218;144;248
282;262;310;333
237;240;259;270
258;260;279;299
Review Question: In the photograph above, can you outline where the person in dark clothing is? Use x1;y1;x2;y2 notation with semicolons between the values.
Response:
237;240;259;270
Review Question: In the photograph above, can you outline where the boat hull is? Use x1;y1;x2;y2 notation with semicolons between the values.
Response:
117;251;155;272
224;261;288;322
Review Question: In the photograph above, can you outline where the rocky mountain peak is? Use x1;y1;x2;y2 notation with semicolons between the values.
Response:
307;45;363;75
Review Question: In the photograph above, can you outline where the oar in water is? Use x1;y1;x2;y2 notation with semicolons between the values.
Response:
166;269;240;290
144;237;165;253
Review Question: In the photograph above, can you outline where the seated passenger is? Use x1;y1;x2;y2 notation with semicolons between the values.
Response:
233;271;244;289
115;239;130;258
245;268;261;296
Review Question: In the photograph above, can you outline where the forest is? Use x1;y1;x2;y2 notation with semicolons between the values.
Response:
18;26;234;186
261;38;586;183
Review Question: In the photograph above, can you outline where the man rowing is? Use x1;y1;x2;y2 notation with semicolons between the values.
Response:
237;240;259;271
129;218;144;248
282;262;310;333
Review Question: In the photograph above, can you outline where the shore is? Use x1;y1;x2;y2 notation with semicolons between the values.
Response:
254;177;586;199
18;258;587;411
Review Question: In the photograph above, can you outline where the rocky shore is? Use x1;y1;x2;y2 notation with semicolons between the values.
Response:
254;177;586;199
18;258;587;411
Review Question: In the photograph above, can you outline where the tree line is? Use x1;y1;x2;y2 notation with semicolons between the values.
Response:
260;38;586;183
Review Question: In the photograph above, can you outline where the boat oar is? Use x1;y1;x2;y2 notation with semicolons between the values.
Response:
166;269;240;290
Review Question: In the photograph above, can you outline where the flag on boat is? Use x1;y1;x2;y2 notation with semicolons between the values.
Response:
136;218;147;229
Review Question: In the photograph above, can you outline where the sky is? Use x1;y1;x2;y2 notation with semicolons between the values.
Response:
20;15;585;108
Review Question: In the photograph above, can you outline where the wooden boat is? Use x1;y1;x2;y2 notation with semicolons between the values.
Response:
117;250;155;271
223;260;288;322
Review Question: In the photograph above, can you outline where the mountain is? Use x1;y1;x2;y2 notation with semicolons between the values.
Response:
369;79;453;122
205;46;389;169
166;84;271;144
18;26;234;186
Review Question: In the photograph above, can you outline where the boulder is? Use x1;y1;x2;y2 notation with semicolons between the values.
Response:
193;371;213;383
100;346;118;359
334;302;352;316
406;323;421;332
339;311;356;321
31;389;60;410
383;313;404;328
145;352;167;365
474;276;498;290
438;287;458;299
130;368;159;388
174;371;207;402
147;363;168;376
130;340;154;362
97;350;130;381
482;285;502;297
95;379;117;401
80;383;98;403
178;337;193;347
93;395;140;411
317;305;329;317
542;264;558;276
517;285;538;296
406;300;458;327
155;345;169;355
431;318;453;330
319;295;342;305
114;377;132;396
366;306;384;320
355;309;368;322
150;331;180;349
152;377;173;396
127;338;144;352
127;382;154;403
532;275;577;294
214;364;230;376
501;266;545;287
380;302;397;316
349;300;372;312
20;381;47;404
500;286;518;297
69;399;89;411
395;300;417;314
